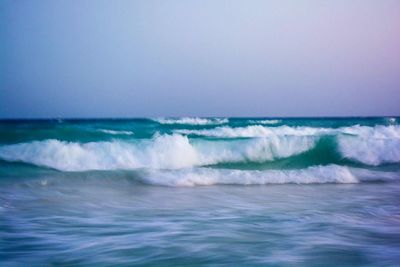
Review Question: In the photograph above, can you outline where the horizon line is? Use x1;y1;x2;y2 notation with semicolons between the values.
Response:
0;115;399;121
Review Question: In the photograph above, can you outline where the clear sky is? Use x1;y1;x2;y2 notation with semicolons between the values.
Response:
1;0;399;118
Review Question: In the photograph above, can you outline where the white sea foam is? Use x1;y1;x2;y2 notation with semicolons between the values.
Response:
0;134;316;171
387;117;397;125
177;125;400;165
339;125;400;139
153;117;228;125
337;125;400;165
141;165;361;186
194;135;316;163
1;125;399;170
98;129;134;135
0;135;197;171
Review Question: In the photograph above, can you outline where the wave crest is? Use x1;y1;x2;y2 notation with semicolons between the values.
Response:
0;125;399;170
177;125;400;166
0;134;316;171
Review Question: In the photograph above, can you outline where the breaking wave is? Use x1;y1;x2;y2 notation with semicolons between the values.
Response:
0;134;316;171
0;127;399;171
387;117;397;125
175;125;400;166
337;135;400;166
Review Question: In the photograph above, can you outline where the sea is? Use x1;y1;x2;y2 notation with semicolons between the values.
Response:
0;117;399;266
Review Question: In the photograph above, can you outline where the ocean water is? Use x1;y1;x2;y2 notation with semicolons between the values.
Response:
0;117;400;266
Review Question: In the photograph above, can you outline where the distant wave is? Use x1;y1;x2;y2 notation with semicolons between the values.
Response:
152;117;228;125
98;129;134;135
175;125;332;138
176;124;400;139
248;119;281;125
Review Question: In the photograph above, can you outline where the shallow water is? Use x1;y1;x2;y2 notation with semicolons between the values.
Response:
1;178;400;266
1;117;400;266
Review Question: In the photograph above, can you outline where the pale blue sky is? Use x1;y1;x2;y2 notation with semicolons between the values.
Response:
1;0;400;118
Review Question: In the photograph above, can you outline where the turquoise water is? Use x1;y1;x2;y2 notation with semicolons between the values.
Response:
1;117;400;266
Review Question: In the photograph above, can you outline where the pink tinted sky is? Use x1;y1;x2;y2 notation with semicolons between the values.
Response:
1;0;400;117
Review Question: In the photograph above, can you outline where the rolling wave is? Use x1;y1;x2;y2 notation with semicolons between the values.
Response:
0;125;399;171
0;134;316;171
176;125;400;166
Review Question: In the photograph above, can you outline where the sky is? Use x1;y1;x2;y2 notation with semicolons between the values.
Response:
1;0;400;118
